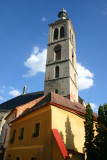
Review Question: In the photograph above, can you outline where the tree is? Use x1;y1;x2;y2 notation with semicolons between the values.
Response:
84;103;95;160
85;104;107;160
103;104;107;159
104;103;107;127
95;105;105;160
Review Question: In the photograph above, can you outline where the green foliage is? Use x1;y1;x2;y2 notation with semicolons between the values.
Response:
96;106;105;143
101;104;107;159
104;103;107;127
94;106;105;159
85;103;107;160
84;103;95;160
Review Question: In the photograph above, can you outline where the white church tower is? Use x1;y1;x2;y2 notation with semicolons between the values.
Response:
44;8;78;102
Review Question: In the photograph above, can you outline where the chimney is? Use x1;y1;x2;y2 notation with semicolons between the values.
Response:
67;94;74;101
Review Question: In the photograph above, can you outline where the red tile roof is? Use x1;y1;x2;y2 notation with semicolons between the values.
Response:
13;92;98;122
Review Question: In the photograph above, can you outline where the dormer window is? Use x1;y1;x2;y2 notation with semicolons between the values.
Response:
60;26;64;38
54;28;58;40
54;44;61;60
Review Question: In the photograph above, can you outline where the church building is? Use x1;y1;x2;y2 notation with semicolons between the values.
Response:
3;9;97;160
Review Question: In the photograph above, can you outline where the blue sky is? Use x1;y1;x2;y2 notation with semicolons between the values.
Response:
0;0;107;112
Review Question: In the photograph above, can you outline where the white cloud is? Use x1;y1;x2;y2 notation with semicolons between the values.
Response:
33;46;39;54
9;89;21;97
90;103;98;112
0;96;5;101
42;17;46;22
23;46;47;77
102;8;107;16
77;63;94;90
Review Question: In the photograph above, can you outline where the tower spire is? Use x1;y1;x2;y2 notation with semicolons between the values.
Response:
23;84;27;95
56;8;68;21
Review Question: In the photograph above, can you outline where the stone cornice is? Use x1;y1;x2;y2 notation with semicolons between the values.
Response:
46;59;78;74
45;76;78;89
48;37;69;46
49;18;69;26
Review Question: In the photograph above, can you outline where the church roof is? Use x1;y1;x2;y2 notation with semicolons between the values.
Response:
14;92;98;122
0;91;44;110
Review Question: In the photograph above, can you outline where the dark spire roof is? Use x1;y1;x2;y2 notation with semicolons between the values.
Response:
23;85;27;95
56;8;68;21
0;91;44;110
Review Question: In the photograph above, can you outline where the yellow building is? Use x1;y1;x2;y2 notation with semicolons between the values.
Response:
5;92;97;160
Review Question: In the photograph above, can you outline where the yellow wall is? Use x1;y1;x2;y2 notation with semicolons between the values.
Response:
5;105;52;160
51;105;85;153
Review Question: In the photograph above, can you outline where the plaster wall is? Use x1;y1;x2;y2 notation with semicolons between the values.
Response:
0;111;10;147
3;97;43;151
2;112;16;149
51;105;85;153
5;105;52;160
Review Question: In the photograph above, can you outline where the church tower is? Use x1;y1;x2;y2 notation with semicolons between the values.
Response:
44;8;78;102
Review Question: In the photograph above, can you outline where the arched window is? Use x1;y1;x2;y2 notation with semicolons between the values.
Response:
60;26;64;38
55;66;59;78
54;44;61;60
72;50;74;66
54;28;58;40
